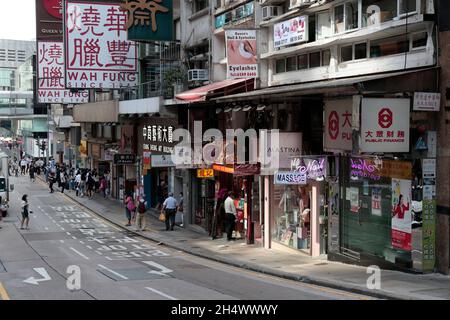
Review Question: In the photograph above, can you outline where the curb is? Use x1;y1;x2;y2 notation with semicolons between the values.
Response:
38;176;407;300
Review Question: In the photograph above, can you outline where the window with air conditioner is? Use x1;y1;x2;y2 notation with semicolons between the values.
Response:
263;6;282;20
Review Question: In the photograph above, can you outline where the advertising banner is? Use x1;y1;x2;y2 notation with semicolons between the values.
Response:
36;0;63;40
391;179;412;251
64;1;138;89
37;41;89;103
371;187;382;216
274;15;308;49
120;0;173;42
324;99;353;151
274;171;307;185
360;98;410;153
225;30;258;79
422;199;436;271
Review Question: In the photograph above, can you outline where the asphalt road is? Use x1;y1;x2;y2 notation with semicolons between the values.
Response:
0;160;374;300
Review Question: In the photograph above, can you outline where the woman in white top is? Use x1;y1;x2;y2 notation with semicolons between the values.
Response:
20;194;31;230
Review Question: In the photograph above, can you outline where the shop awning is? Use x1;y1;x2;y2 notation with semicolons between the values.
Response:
213;68;439;103
175;78;254;103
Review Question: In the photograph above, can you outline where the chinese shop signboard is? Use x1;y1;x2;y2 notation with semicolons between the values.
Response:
324;99;353;151
225;30;258;79
120;0;173;41
273;15;308;49
37;41;89;103
391;179;412;251
413;92;441;111
140;118;178;155
36;0;63;40
64;1;138;89
422;199;436;271
360;98;410;153
197;169;214;178
114;154;136;165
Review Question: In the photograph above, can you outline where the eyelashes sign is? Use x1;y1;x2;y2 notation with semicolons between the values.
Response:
225;29;258;79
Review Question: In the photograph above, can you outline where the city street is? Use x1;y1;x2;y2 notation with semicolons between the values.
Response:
0;173;372;300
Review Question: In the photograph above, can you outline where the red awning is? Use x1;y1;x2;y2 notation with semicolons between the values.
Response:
175;78;254;102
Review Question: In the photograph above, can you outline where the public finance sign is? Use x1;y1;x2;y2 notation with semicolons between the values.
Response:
36;0;63;40
360;98;410;153
64;1;138;89
324;99;352;151
273;15;308;49
37;41;89;103
120;0;173;42
225;30;258;79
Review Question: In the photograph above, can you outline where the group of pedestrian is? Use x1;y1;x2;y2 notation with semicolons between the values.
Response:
211;190;239;241
124;193;148;232
74;169;110;199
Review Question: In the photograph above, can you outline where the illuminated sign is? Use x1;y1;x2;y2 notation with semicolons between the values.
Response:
197;169;214;178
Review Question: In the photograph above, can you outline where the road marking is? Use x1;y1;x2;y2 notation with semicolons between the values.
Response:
142;261;173;276
44;227;49;231
60;240;65;243
86;245;93;250
0;282;10;300
98;264;128;280
145;287;177;300
105;257;112;260
72;236;77;240
23;268;52;286
95;251;103;255
79;241;85;244
69;247;90;260
60;227;65;231
66;232;71;236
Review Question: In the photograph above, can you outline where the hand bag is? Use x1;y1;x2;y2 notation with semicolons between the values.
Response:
159;212;166;222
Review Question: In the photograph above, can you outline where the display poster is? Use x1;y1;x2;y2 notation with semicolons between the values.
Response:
350;187;359;213
422;199;436;271
422;159;436;179
38;41;89;103
225;29;258;79
423;185;436;200
371;187;382;216
328;180;340;253
64;1;138;89
324;99;353;151
360;98;410;153
391;179;412;251
274;15;308;48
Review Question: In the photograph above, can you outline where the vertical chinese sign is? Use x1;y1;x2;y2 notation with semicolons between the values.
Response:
120;0;173;41
225;30;258;79
360;98;410;153
422;199;436;271
37;41;89;103
324;99;353;151
64;1;138;89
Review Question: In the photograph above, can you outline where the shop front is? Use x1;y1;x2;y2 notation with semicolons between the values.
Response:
113;154;137;201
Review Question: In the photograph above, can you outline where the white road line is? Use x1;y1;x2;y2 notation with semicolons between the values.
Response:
86;245;93;250
44;227;49;231
72;236;77;240
79;241;85;244
60;227;65;231
145;287;178;300
98;264;128;280
105;257;112;260
69;247;90;260
60;240;64;243
66;232;71;236
95;251;103;255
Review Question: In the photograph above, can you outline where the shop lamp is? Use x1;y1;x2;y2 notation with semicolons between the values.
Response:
233;106;242;112
256;105;266;111
224;106;233;113
243;105;253;112
216;108;223;114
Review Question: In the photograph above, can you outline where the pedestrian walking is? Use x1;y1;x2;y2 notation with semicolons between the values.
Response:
224;191;237;241
135;196;147;232
124;194;136;226
29;165;35;182
20;194;32;230
86;171;95;199
162;192;178;231
99;176;107;198
212;188;227;240
80;170;87;197
48;172;55;193
60;171;67;194
75;170;81;196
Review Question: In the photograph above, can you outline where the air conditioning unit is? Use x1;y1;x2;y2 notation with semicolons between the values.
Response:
188;69;209;82
290;0;315;8
262;6;283;20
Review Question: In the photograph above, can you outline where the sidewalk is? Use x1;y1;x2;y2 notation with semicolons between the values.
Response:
57;185;450;300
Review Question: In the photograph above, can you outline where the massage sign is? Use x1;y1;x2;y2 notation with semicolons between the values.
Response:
360;98;410;153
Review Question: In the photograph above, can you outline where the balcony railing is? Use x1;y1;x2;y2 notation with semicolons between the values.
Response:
188;69;209;82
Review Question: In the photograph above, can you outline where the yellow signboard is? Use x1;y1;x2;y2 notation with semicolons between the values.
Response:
197;168;214;178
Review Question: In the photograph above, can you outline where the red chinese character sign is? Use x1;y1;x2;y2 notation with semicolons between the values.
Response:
360;98;410;153
37;41;89;103
64;1;138;89
324;99;352;151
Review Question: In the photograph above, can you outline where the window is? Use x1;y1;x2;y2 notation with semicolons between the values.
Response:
309;52;321;68
411;31;427;49
322;50;331;66
235;6;245;20
194;0;208;13
317;11;331;39
276;59;286;73
355;42;367;59
399;0;417;15
298;54;308;70
335;1;358;34
215;14;225;28
341;45;353;62
224;11;233;25
245;2;254;17
286;56;297;72
334;5;345;33
370;35;409;58
362;0;397;27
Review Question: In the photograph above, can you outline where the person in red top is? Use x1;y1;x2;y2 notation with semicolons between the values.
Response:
392;194;410;219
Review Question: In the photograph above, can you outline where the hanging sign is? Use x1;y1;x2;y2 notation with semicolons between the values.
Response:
413;92;440;111
324;99;353;151
273;15;308;49
225;29;258;79
360;98;410;153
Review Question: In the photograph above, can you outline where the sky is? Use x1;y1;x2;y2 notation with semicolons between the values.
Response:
0;0;36;41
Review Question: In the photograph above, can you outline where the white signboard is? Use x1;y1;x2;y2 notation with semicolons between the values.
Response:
274;171;307;185
413;92;440;111
151;154;175;167
360;98;410;153
262;132;302;173
422;159;436;179
225;29;258;79
324;99;353;151
38;41;89;103
274;15;308;49
65;1;138;89
427;131;437;158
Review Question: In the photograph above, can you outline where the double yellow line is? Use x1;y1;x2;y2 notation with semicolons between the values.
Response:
0;282;10;300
